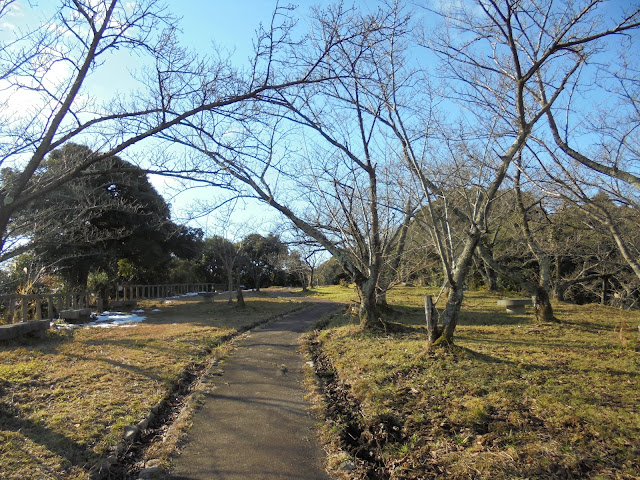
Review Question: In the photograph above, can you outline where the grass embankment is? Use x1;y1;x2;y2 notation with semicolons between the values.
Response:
0;294;302;480
304;285;640;479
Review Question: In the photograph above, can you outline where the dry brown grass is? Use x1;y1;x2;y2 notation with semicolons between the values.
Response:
305;286;640;479
0;293;303;479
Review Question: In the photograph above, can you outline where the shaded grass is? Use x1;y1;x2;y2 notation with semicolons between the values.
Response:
305;286;640;479
0;295;302;479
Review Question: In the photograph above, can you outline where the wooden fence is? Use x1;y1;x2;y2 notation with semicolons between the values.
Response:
112;283;226;301
0;292;91;323
1;283;231;324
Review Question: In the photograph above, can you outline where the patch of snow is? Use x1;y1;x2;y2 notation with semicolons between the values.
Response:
166;291;202;299
152;308;162;312
91;311;145;327
131;309;145;313
91;322;140;329
53;322;75;330
53;311;147;329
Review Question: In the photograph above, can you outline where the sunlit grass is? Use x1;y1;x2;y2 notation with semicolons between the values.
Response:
306;286;640;479
0;295;302;479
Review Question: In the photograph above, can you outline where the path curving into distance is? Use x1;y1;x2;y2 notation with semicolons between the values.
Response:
169;300;339;480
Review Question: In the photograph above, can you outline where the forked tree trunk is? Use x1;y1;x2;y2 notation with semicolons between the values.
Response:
356;276;384;330
433;232;480;346
483;261;498;291
435;283;465;345
515;170;557;323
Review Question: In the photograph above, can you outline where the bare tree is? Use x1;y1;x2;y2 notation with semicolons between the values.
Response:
400;0;640;344
0;0;343;263
286;233;325;291
163;3;418;330
530;4;640;286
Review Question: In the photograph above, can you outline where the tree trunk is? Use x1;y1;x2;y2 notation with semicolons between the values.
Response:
514;169;558;323
534;287;556;322
482;259;498;291
376;288;392;313
227;269;234;304
435;283;464;345
600;276;609;305
434;232;480;346
308;267;315;290
553;282;567;302
356;276;383;330
535;256;556;322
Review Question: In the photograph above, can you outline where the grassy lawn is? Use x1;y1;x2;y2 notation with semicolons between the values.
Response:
0;294;303;480
304;286;640;479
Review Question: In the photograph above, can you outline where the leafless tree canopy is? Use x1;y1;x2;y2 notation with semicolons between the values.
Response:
0;0;348;263
2;0;639;340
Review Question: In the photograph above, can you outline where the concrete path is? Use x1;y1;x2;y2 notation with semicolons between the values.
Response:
169;301;338;480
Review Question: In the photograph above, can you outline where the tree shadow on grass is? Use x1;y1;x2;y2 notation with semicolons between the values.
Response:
385;305;533;328
0;401;100;473
456;344;639;379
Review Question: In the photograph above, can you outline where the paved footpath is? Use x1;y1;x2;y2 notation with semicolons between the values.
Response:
169;301;338;480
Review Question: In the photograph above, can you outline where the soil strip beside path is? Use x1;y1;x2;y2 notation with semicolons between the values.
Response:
169;300;338;480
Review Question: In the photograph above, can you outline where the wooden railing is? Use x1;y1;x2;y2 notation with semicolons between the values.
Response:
1;283;232;324
0;292;91;323
112;283;227;301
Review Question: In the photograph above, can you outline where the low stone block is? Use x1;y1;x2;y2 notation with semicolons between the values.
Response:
0;320;50;341
110;300;138;309
497;298;532;314
199;292;215;303
59;308;92;323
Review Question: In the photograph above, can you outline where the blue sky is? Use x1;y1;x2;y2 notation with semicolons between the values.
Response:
0;1;314;238
1;1;636;239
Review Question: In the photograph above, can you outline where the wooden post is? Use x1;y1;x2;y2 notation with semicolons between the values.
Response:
425;295;438;344
236;286;245;308
8;297;15;323
35;296;42;320
22;298;28;322
47;296;54;320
